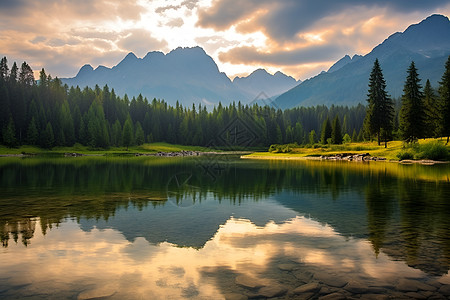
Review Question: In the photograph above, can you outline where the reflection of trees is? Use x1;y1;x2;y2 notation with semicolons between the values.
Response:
1;218;36;247
395;180;450;275
1;156;450;277
365;175;395;256
364;169;450;276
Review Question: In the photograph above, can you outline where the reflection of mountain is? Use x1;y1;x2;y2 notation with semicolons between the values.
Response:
1;157;450;275
79;198;296;248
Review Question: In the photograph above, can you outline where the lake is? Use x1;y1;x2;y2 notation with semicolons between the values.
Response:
1;155;450;299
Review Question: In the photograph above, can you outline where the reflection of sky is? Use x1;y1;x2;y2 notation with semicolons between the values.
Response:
1;212;445;299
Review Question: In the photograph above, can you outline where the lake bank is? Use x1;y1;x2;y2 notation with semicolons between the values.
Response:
243;139;450;164
241;153;449;165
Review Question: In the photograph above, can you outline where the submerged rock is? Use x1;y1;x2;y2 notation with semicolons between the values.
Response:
257;285;288;297
293;282;321;294
314;273;347;288
235;275;266;289
224;293;248;300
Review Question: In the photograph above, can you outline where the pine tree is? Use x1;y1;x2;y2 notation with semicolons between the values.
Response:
399;61;426;143
331;116;343;144
309;130;317;145
294;122;303;144
0;57;9;80
26;117;39;145
351;129;358;142
439;55;450;144
111;119;122;146
41;122;54;149
9;62;18;84
423;79;439;138
19;62;35;86
122;116;133;150
3;117;16;147
364;59;394;147
135;121;145;145
320;117;332;144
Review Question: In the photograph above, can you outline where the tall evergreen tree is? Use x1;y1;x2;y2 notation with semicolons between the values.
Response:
9;62;18;84
309;130;317;145
135;121;145;145
351;129;358;142
0;57;9;80
18;62;35;86
2;117;16;147
41;122;54;149
26;117;39;145
122;116;133;150
423;79;439;138
364;59;394;147
331;116;343;144
439;55;450;144
399;61;426;143
320;117;332;144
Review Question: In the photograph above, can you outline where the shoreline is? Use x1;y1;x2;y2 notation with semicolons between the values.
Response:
241;154;449;165
0;151;251;158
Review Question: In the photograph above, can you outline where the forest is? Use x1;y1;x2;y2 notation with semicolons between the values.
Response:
0;55;449;150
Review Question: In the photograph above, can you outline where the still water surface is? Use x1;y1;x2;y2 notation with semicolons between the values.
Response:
1;156;450;299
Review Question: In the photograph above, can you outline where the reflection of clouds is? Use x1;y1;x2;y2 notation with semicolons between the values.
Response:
0;215;436;299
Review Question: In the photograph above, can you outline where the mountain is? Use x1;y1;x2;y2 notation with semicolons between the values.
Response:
63;47;298;107
233;69;300;100
275;14;450;109
327;54;362;73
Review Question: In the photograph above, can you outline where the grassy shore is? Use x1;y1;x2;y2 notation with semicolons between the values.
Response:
243;139;450;162
0;142;214;156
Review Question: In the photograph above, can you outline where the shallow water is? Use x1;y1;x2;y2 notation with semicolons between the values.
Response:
0;156;450;299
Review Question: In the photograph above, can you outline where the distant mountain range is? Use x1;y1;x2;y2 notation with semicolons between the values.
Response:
62;47;300;107
63;14;450;109
275;14;450;109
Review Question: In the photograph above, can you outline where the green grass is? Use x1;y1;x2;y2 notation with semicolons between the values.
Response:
245;139;450;161
0;142;214;156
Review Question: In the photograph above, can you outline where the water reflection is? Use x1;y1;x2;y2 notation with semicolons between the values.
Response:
1;216;448;299
1;156;450;297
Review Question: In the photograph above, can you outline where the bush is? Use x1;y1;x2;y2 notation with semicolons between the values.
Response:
343;133;352;144
416;141;449;161
268;144;293;153
397;140;449;161
397;149;415;160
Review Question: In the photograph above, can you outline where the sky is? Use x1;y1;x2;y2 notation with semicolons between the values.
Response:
0;0;449;81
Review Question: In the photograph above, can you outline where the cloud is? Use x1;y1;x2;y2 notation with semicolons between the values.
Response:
155;0;200;14
219;44;345;66
197;0;450;44
118;29;168;57
166;18;185;28
0;0;144;23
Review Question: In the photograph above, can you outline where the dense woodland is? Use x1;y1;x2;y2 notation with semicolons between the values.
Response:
0;55;449;149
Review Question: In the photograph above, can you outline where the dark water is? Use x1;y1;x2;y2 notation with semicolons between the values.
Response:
1;156;450;299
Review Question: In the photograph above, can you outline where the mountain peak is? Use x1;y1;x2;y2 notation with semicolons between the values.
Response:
143;51;164;60
328;55;352;73
76;64;94;77
380;14;450;54
123;52;138;61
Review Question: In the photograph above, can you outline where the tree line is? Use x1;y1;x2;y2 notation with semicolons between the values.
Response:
0;56;368;149
0;55;449;150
